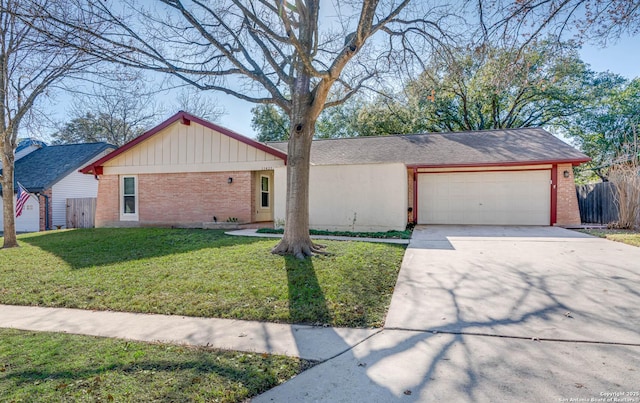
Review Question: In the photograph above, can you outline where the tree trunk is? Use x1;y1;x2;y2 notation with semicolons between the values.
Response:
272;76;326;259
1;138;18;248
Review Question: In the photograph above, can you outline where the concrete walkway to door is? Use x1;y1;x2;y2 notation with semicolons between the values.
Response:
256;226;640;402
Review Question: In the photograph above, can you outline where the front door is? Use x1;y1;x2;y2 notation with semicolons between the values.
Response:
253;171;273;222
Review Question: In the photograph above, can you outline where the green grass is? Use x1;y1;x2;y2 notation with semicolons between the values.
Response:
0;328;308;402
0;228;405;327
578;228;640;247
257;228;412;239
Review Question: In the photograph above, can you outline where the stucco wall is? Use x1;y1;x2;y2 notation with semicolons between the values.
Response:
96;171;252;227
556;163;582;226
274;163;407;232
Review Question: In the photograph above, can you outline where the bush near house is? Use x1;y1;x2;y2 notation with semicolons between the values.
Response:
257;227;412;239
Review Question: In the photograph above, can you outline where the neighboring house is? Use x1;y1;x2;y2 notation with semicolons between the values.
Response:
0;142;116;232
0;139;47;170
15;139;48;161
82;111;590;231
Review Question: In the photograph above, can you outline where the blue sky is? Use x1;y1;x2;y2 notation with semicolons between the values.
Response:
43;31;639;141
215;36;640;138
579;35;640;80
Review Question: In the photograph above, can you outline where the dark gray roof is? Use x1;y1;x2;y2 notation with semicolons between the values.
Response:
3;143;116;193
267;128;589;166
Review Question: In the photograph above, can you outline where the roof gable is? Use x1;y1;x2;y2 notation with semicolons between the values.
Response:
268;128;590;166
81;111;287;174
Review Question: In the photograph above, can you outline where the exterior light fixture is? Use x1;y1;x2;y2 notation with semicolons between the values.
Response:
563;170;570;178
228;177;233;184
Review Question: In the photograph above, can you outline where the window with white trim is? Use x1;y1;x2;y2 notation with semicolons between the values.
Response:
260;175;270;208
121;176;138;220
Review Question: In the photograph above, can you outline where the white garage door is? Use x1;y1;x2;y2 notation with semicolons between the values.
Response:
418;170;550;225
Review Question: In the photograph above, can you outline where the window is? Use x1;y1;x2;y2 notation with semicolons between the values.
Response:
121;176;138;220
260;176;270;208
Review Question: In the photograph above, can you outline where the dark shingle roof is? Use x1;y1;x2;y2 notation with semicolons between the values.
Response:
267;128;589;166
5;143;116;193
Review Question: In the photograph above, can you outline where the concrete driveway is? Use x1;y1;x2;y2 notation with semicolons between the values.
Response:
256;226;640;402
386;225;640;345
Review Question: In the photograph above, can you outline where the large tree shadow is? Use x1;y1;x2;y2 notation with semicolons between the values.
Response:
284;256;332;325
257;230;640;401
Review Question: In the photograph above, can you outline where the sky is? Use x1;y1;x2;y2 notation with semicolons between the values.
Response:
212;36;640;139
41;19;640;142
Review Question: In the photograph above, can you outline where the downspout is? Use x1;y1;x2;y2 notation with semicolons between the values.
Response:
42;193;50;231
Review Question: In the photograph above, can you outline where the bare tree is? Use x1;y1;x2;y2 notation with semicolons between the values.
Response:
54;75;164;146
485;0;639;45
36;0;451;257
174;88;225;123
0;0;96;248
609;127;640;229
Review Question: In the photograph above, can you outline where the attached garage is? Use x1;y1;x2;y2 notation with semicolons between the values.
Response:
417;169;551;225
266;127;590;230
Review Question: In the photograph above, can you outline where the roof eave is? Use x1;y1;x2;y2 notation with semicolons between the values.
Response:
407;157;591;169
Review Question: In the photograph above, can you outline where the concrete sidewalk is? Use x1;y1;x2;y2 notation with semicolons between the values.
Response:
0;304;378;362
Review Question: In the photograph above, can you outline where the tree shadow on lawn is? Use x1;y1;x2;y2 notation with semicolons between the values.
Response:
259;259;640;401
17;228;267;270
284;256;332;325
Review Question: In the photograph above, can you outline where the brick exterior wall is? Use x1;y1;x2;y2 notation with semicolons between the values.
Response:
250;172;257;222
38;189;53;231
555;163;581;226
96;171;253;227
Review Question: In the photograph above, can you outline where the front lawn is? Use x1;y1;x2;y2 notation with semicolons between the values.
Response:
0;328;308;402
577;228;640;247
0;228;405;327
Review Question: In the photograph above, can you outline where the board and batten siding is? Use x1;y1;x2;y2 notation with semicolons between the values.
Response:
51;150;112;228
102;121;284;175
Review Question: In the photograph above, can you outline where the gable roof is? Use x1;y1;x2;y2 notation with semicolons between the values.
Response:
81;111;288;175
5;142;116;193
16;138;47;155
267;127;590;167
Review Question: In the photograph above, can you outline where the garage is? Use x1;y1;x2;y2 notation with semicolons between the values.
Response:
417;170;551;225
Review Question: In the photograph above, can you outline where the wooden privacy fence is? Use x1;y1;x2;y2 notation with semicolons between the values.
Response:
575;183;619;224
66;198;97;229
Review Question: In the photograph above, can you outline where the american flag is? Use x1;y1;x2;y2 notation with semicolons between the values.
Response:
15;182;31;217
